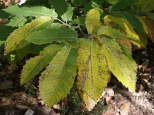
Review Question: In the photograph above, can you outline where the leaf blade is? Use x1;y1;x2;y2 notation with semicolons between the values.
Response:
4;16;51;54
61;6;74;22
85;8;101;34
97;25;140;44
25;23;78;45
3;5;58;18
39;45;77;107
6;16;27;27
104;15;147;47
102;38;137;91
20;44;63;84
133;0;154;12
0;41;5;47
77;39;110;110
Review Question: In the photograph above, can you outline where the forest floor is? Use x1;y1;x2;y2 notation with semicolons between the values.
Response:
0;41;154;115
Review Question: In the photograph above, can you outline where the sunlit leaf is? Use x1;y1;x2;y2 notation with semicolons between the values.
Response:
102;38;137;91
3;5;58;18
5;16;51;54
97;25;140;44
61;6;74;22
104;15;147;47
26;23;78;45
77;39;110;110
85;8;102;34
20;44;63;84
6;16;27;27
39;45;77;107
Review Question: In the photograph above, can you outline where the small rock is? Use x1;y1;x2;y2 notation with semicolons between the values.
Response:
53;104;60;110
24;109;34;115
104;88;114;97
104;88;115;104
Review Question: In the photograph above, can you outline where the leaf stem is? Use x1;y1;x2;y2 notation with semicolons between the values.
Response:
55;18;71;27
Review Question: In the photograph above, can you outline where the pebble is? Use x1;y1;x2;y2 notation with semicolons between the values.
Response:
24;109;34;115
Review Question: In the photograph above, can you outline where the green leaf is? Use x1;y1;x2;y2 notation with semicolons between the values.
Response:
133;0;154;12
118;40;132;57
146;13;154;21
6;16;27;27
84;1;92;13
102;38;137;91
12;44;46;61
72;16;85;25
105;0;120;4
121;12;145;34
109;0;135;12
0;24;13;41
5;16;51;54
61;6;74;22
39;45;77;107
77;39;110;111
120;12;148;46
3;5;58;18
49;0;68;16
0;10;10;18
104;15;147;47
26;23;78;45
20;44;63;84
85;8;102;34
97;25;140;44
71;0;87;6
83;0;105;13
0;41;5;47
110;12;148;46
90;0;104;8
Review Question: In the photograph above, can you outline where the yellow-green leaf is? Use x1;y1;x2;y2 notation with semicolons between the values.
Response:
20;44;63;85
96;25;133;55
97;25;140;44
102;38;137;91
77;39;110;111
117;39;132;57
39;45;77;107
5;16;51;54
25;23;78;45
85;8;102;34
104;15;146;47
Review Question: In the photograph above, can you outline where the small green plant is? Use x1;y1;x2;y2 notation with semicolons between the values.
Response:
1;0;154;111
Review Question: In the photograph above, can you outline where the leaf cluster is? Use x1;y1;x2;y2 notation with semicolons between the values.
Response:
1;0;154;111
